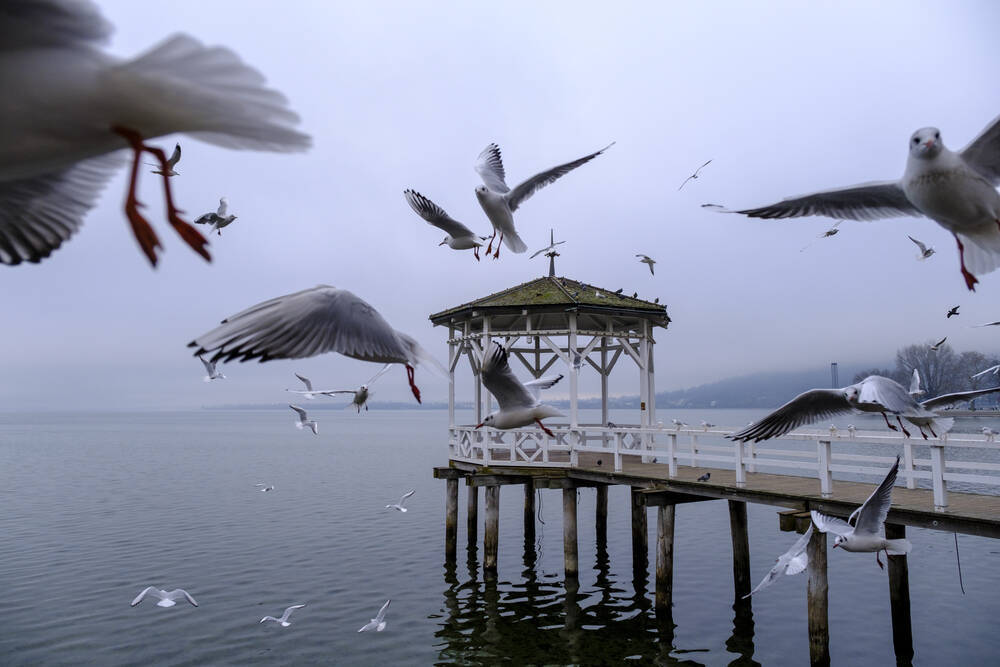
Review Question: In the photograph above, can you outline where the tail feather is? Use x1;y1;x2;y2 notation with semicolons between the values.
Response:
932;417;954;434
957;229;1000;278
886;538;912;555
503;230;528;254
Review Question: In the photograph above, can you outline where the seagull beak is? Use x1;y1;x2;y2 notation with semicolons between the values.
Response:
439;240;447;246
475;423;484;429
832;543;839;549
923;140;935;150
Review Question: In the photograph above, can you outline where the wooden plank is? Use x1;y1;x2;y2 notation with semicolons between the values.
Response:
523;482;535;545
595;485;608;543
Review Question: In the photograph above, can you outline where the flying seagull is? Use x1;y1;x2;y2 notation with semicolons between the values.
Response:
193;197;237;236
473;142;614;258
199;355;225;382
256;483;275;492
908;235;935;260
972;364;1000;379
260;604;306;627
0;0;310;267
908;368;924;396
930;336;948;351
706;115;1000;291
289;404;318;435
358;599;391;633
476;342;564;436
744;524;813;598
314;364;394;413
403;189;488;260
147;143;181;176
385;490;415;512
811;456;911;569
947;306;960;318
530;228;566;259
678;159;712;190
636;254;656;275
974;320;1000;327
131;587;198;608
799;221;842;252
189;286;440;404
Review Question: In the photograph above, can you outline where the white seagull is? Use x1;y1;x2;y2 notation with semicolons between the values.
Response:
199;355;225;382
193;197;237;236
256;483;275;492
289;404;318;435
147;143;181;176
798;221;842;252
385;490;415;512
811;456;911;569
636;254;656;275
743;524;813;599
131;587;198;608
476;342;564;436
473;142;614;258
678;159;712;190
711;115;1000;291
972;364;1000;379
671;419;688;429
700;420;716;430
982;427;997;442
930;336;948;351
260;604;306;627
0;0;310;267
908;368;924;396
908;235;935;260
403;189;488;261
530;228;567;259
974;321;1000;327
318;364;394;413
358;599;391;633
189;286;441;404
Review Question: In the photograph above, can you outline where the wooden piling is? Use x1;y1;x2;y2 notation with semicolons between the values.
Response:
484;485;499;574
595;484;608;543
524;482;536;545
655;504;675;611
467;485;479;549
728;500;751;600
563;487;579;578
631;487;648;573
886;524;914;664
445;478;458;562
806;528;830;667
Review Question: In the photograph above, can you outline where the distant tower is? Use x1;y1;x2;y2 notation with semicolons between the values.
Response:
831;362;839;388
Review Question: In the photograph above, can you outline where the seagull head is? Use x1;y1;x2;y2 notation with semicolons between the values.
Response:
843;385;861;404
475;414;496;428
909;127;942;159
439;237;449;246
832;535;847;549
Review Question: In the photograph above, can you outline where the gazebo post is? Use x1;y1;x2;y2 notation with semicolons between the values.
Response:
645;321;656;426
569;312;579;429
482;315;492;420
448;324;456;429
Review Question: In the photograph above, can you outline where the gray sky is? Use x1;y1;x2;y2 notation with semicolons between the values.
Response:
4;1;1000;410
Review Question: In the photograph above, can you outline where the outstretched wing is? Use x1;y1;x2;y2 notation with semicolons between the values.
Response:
167;143;182;168
289;404;308;420
475;143;510;193
730;180;919;222
374;598;391;623
810;510;853;537
921;385;1000;411
960;113;1000;186
403;189;478;239
524;373;564;400
907;235;928;253
506;142;614;212
728;388;854;442
0;0;112;51
280;604;305;621
480;343;538;410
852;456;899;535
131;586;157;606
294;373;313;391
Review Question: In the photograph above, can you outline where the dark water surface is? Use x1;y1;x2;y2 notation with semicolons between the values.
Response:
1;409;998;665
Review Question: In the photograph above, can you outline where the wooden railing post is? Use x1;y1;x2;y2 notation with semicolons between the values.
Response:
667;433;677;476
728;500;751;601
614;432;622;472
903;441;916;489
930;444;948;509
734;440;746;486
817;440;833;497
631;487;648;575
484;485;499;575
467;484;479;550
563;486;579;578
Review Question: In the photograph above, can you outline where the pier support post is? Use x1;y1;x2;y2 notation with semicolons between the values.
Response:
563;487;579;578
886;524;913;664
524;483;535;546
446;478;458;563
806;528;830;667
595;485;608;544
484;485;499;575
631;487;648;574
728;500;751;600
655;504;675;611
467;485;479;550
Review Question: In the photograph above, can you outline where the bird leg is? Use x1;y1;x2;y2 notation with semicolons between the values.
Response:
953;234;979;292
493;232;503;259
111;126;163;266
876;550;885;570
881;412;899;431
485;230;496;255
474;246;480;261
405;364;421;404
535;419;555;437
928;424;938;438
895;416;911;438
918;426;929;440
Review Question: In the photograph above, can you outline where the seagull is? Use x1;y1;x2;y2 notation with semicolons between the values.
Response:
403;189;488;261
473;142;614;258
930;336;948;351
287;373;322;400
385;490;415;512
358;599;391;633
743;524;813;599
147;143;181;176
189;286;441;404
671;419;688;429
708;116;1000;291
982;427;997;442
697;472;710;482
193;197;237;236
0;1;310;267
947;306;960;318
974;320;1000;327
199;355;225;382
728;375;1000;441
908;368;924;396
530;228;566;259
811;456;911;569
260;604;305;627
289;405;318;435
972;364;1000;379
131;587;198;608
678;159;712;190
256;484;275;492
614;288;623;294
700;420;716;430
799;221;842;251
299;364;393;413
476;342;564;436
908;235;936;260
636;254;656;275
571;352;583;372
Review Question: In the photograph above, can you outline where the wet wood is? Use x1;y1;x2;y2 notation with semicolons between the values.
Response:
886;523;914;665
806;529;830;667
467;485;478;548
655;504;675;610
563;487;578;577
445;478;458;563
595;484;608;543
631;487;648;573
484;485;499;573
728;500;751;600
523;482;535;545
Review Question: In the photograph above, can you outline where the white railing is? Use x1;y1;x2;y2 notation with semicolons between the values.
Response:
447;423;1000;510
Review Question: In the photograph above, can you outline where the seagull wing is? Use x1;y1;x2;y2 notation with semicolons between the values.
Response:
289;404;308;421
366;363;394;386
810;510;853;537
403;190;478;239
934;336;947;348
199;356;215;375
481;343;537;410
524;373;564;400
167;143;181;168
783;524;814;576
279;604;305;622
960;113;1000;186
856;375;916;413
374;599;391;623
188;286;414;365
971;364;1000;379
294;373;313;391
179;590;199;607
399;490;415;505
529;244;553;259
732;180;920;222
131;586;157;606
217;197;227;216
851;457;899;536
0;0;112;51
908;368;921;395
921;385;1000;411
728;388;854;442
474;143;510;193
505;142;614;212
193;212;219;225
907;236;928;253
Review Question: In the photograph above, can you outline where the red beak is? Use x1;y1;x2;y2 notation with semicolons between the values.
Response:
475;423;484;429
832;543;839;548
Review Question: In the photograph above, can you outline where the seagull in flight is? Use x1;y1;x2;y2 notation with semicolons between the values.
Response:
474;142;614;258
530;228;566;259
403;189;488;260
256;483;275;492
289;405;318;435
908;235;935;260
358;599;391;633
190;286;441;404
193;197;237;236
811;456;911;569
799;221;842;252
908;368;924;396
636;254;656;275
199;355;225;382
385;490;415;512
930;336;948;351
744;524;813;598
147;143;181;176
476;342;564;436
707;116;1000;291
0;1;309;268
317;364;394;413
974;320;1000;327
947;306;960;318
131;587;198;608
678;159;712;190
260;604;306;627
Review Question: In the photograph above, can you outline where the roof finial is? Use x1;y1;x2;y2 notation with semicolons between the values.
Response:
531;228;565;278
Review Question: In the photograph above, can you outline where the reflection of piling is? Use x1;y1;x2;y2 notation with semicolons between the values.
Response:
595;485;608;542
886;524;913;664
655;504;675;611
524;482;536;546
563;486;579;578
445;478;458;563
484;485;499;575
467;485;478;550
806;528;830;667
631;487;648;574
729;500;751;600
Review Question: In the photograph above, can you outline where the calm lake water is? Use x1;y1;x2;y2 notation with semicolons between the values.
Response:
1;408;998;665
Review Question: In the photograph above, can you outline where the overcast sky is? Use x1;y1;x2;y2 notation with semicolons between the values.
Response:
4;1;1000;410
